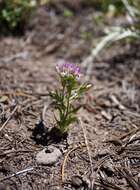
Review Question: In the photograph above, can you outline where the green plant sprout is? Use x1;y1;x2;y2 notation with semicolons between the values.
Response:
0;0;37;31
49;61;92;135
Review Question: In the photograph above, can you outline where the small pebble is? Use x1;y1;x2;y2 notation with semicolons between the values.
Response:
71;175;83;187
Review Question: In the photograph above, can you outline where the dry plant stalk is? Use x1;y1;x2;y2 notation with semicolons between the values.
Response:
79;117;95;189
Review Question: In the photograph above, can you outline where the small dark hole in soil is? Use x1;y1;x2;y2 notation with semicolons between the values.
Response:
101;166;114;177
32;120;68;146
45;148;53;153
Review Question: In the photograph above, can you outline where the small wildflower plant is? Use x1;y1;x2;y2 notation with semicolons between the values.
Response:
49;61;92;135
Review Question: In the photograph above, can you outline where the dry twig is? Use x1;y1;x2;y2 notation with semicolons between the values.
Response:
61;143;86;182
0;167;34;182
79;117;95;189
0;105;18;132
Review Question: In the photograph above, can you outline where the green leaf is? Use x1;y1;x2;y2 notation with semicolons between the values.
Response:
65;115;77;126
63;9;73;17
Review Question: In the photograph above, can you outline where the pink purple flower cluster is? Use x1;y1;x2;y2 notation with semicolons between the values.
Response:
56;60;81;80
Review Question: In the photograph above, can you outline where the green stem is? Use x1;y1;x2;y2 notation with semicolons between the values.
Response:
65;90;71;118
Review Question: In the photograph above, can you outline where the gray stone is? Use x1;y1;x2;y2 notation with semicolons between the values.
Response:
36;146;62;165
71;176;83;188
